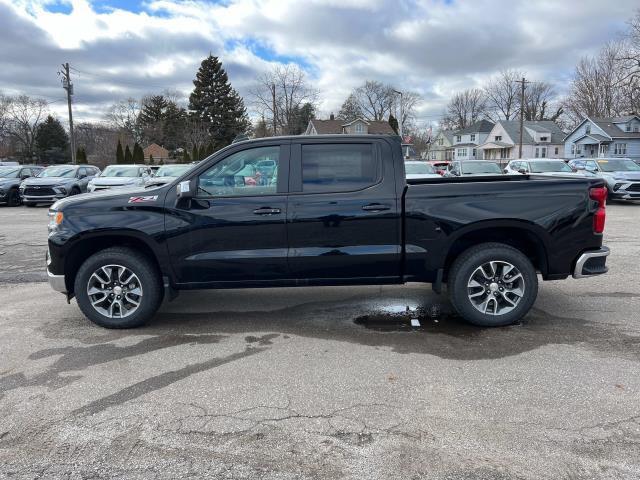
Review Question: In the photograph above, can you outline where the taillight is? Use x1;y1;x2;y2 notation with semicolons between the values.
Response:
589;186;607;233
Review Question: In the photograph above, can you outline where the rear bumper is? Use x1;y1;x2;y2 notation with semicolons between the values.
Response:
573;247;610;279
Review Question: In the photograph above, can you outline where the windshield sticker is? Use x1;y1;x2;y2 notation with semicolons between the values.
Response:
128;195;158;204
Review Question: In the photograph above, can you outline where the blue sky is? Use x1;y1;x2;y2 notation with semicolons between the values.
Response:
1;0;638;126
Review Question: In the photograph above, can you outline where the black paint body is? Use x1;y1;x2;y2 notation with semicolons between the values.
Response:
47;135;606;295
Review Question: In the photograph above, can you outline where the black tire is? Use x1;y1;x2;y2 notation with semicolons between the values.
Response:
448;242;538;327
7;188;21;207
69;187;81;196
74;247;163;328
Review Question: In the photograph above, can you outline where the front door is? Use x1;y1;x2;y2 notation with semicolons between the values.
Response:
165;143;290;285
286;140;401;281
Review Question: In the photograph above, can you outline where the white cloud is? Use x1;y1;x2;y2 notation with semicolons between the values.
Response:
0;0;637;128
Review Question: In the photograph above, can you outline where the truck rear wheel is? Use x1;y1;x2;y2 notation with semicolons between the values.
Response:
448;242;538;327
74;247;162;328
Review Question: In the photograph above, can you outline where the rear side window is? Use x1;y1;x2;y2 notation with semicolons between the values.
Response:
301;144;379;193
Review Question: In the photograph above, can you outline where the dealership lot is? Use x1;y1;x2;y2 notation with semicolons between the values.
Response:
0;204;639;479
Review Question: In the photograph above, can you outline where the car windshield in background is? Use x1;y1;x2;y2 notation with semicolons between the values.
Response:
462;162;502;174
0;167;19;178
405;163;436;174
597;159;640;172
530;161;573;173
101;166;141;177
38;166;76;178
155;165;192;177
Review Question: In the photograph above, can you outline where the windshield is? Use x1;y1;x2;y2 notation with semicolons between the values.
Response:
0;167;19;178
38;166;76;178
530;161;572;173
405;163;436;175
461;162;502;174
596;159;640;172
101;166;142;177
155;165;191;177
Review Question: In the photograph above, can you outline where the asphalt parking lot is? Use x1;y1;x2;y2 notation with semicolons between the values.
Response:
0;203;639;479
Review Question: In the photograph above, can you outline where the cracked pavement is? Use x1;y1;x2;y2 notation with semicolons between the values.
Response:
0;204;639;479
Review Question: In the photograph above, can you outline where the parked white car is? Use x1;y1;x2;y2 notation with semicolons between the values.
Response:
404;161;441;180
88;165;152;192
444;160;503;177
145;164;194;187
504;159;583;177
568;158;640;201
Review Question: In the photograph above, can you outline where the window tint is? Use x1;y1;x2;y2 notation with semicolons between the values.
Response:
78;168;87;177
21;168;31;177
198;146;280;197
301;144;379;193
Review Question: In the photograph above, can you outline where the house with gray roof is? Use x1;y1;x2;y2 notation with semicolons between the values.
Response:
479;120;565;160
428;130;454;161
563;116;640;161
304;116;396;135
451;120;494;160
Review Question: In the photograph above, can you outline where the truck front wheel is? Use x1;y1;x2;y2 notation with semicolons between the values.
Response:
74;247;162;328
448;242;538;327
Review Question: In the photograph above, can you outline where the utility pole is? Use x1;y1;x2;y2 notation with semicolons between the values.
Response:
515;77;530;159
393;89;404;139
59;63;76;164
271;83;277;136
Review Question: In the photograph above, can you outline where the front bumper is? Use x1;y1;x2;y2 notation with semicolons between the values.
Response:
573;247;610;279
22;194;66;203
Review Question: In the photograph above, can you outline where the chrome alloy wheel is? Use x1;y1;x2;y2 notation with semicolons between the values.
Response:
86;264;143;318
467;261;525;316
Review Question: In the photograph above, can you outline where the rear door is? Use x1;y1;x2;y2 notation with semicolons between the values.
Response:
287;139;401;281
165;142;290;284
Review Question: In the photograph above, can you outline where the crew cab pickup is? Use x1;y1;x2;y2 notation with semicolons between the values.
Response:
46;135;610;328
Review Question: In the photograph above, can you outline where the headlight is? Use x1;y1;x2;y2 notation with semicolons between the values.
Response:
48;209;64;233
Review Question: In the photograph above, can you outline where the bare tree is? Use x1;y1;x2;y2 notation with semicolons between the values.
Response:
398;91;422;129
445;88;488;129
353;80;394;121
484;69;521;121
523;82;562;121
618;10;640;114
337;93;363;121
75;122;126;167
249;64;318;135
105;97;142;142
5;95;48;161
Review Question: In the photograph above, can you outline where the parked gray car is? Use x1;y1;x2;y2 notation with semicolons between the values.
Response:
568;158;640;201
20;164;100;206
445;160;503;177
0;165;44;206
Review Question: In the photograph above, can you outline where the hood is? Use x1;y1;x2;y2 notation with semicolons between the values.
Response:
22;176;72;185
91;176;142;185
52;185;152;210
609;171;640;181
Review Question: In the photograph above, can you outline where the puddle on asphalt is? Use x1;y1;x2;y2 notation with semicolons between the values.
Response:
354;304;469;333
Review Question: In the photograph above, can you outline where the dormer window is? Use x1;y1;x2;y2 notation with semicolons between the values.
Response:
455;135;461;142
495;135;502;141
354;122;365;134
626;123;631;132
470;134;476;141
540;136;548;142
585;125;591;134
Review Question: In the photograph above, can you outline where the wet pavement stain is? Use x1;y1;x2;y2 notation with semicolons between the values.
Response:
0;334;225;400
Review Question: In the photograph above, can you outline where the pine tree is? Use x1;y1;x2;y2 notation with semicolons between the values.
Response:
148;154;155;165
132;142;144;163
198;144;207;161
158;158;165;165
76;147;88;164
124;145;132;163
35;115;69;163
188;55;251;149
388;114;399;135
116;139;125;164
191;145;199;162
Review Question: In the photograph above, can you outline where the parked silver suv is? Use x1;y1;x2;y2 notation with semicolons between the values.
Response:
568;158;640;201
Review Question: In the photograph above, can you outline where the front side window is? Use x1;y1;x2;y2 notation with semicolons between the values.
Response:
301;144;379;193
198;146;280;197
530;161;572;173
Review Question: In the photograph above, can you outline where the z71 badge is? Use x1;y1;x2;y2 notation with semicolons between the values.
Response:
128;195;158;204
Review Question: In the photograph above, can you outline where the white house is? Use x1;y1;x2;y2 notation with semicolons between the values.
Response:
451;120;494;160
479;120;565;160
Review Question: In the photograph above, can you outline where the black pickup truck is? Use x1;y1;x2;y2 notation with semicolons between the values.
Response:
46;135;609;328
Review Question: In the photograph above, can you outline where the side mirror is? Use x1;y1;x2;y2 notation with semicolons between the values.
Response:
79;173;87;179
176;179;194;199
20;174;29;180
518;168;527;174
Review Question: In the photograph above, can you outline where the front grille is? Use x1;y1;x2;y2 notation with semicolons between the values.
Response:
626;183;640;192
24;187;55;196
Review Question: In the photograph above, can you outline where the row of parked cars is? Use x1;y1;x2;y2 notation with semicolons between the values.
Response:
405;157;640;201
0;163;193;207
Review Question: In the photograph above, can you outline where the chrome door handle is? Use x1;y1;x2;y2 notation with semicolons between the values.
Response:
362;204;390;212
253;207;281;215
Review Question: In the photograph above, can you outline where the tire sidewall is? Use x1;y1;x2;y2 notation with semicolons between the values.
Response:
74;249;161;328
7;189;21;207
450;245;538;327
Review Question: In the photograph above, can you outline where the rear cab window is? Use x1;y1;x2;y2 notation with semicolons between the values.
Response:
300;143;380;193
